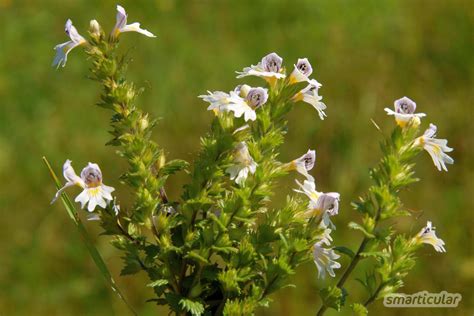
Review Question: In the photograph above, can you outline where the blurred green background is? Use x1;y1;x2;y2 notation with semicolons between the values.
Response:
1;0;472;315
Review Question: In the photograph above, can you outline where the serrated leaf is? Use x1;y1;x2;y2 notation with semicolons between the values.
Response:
179;298;204;316
121;257;142;276
160;159;189;176
319;286;344;311
348;221;375;238
185;251;209;264
147;279;169;288
350;303;368;315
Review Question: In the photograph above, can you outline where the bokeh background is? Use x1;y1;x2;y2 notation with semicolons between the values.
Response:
0;0;472;315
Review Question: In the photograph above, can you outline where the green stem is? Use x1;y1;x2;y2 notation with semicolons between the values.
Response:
317;206;381;316
316;239;369;316
215;294;227;316
364;283;384;307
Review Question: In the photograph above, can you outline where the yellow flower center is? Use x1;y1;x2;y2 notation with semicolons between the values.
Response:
88;187;101;197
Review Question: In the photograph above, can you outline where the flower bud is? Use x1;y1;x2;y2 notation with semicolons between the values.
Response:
235;84;251;98
158;153;166;169
89;19;101;37
139;115;149;131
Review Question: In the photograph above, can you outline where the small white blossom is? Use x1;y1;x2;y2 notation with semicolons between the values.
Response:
236;52;286;83
292;79;326;120
199;86;268;122
226;142;257;185
52;160;115;212
294;180;340;228
200;90;255;121
312;241;341;279
414;123;454;171
52;19;87;68
318;226;334;246
287;149;316;181
289;58;313;84
384;96;426;128
415;221;446;253
112;5;156;38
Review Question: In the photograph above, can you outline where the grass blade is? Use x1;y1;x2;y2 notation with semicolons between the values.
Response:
42;157;137;315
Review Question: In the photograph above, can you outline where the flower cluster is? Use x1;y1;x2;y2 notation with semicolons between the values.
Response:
293;170;341;278
201;52;330;186
49;6;455;315
385;96;454;172
52;5;155;68
51;5;157;215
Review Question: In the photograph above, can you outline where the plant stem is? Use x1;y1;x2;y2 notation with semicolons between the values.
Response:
337;238;369;289
316;237;369;316
215;294;227;316
364;283;384;307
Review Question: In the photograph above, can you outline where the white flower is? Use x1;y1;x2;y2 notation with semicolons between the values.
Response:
414;123;454;172
236;52;286;83
292;79;326;120
227;87;268;121
52;160;115;212
226;142;257;185
289;58;313;84
384;96;426;128
312;241;341;279
199;86;268;122
294;180;340;228
52;19;87;68
318;226;334;246
112;5;156;38
415;221;446;253
287;149;316;181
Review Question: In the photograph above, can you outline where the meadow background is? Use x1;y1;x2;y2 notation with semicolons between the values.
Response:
0;0;473;315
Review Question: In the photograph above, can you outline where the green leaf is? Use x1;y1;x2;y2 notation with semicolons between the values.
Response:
350;303;368;315
218;269;241;294
356;271;378;295
185;251;209;264
120;256;142;276
147;279;169;288
43;157;136;315
359;251;390;259
348;221;375;238
160;159;189;176
319;286;344;311
333;246;355;258
179;298;204;316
